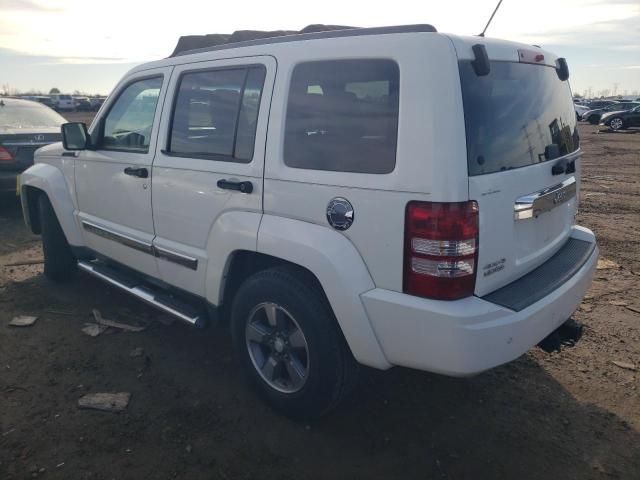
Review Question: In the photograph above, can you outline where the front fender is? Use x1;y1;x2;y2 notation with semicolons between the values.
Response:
257;215;391;370
20;163;83;246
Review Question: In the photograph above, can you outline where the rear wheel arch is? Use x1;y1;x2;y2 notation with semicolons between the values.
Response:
220;251;331;320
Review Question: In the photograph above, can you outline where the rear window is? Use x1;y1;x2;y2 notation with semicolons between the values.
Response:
460;61;579;176
284;59;399;174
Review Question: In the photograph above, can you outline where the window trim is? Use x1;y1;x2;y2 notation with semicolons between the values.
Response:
94;74;164;154
282;58;401;175
165;63;267;164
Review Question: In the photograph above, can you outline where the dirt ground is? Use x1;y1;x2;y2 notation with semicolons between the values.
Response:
1;123;638;480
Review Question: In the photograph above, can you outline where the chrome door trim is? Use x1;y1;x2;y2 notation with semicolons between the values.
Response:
82;221;199;270
154;246;198;271
514;176;577;221
81;220;154;254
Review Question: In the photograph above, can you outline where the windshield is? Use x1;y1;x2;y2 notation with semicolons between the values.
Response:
460;61;579;176
0;101;66;129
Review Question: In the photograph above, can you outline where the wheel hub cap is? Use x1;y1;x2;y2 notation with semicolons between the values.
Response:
245;302;310;393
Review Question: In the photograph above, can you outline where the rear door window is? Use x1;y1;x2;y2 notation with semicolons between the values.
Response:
284;59;399;174
167;66;266;163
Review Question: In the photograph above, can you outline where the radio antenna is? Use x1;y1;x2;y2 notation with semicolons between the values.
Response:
479;0;504;37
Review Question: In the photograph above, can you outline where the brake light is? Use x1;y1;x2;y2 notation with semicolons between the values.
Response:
403;201;479;300
0;146;13;162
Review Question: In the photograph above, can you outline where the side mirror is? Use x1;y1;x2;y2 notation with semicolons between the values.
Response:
62;122;90;150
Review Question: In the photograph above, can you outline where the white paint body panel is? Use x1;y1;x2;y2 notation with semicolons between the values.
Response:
74;66;173;278
20;158;82;245
151;56;276;296
20;30;597;375
363;227;597;375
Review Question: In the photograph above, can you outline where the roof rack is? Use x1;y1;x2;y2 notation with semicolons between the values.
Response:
172;24;437;58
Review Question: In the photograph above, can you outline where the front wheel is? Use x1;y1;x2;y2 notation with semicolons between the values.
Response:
38;195;77;282
230;266;358;419
588;115;599;125
609;117;625;131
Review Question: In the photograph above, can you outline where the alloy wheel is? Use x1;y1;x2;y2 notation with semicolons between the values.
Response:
245;302;310;393
610;118;623;131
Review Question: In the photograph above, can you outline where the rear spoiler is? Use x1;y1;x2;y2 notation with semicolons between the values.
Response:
471;44;569;81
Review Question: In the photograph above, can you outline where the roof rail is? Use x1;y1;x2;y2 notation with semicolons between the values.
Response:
172;24;437;57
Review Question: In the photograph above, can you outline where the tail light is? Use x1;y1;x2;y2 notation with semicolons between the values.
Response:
0;146;14;162
403;201;479;300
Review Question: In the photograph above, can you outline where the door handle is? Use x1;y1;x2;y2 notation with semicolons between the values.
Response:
217;179;253;194
124;167;148;178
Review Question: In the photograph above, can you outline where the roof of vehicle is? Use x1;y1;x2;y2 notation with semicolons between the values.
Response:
171;24;437;57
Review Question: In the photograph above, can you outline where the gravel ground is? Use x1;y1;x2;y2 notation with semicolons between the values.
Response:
0;123;638;480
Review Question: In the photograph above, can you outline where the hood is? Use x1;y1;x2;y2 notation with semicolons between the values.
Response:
35;141;65;157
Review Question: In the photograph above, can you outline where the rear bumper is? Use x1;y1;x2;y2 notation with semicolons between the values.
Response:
0;171;18;193
361;226;598;376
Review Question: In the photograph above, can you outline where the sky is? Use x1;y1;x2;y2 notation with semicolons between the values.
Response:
0;0;638;97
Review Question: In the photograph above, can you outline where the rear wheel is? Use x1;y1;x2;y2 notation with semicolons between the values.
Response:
38;195;77;282
609;117;625;131
230;266;358;419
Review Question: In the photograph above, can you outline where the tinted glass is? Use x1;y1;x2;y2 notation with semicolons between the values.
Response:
235;67;266;161
169;67;265;162
0;100;66;129
460;61;578;176
102;77;162;152
284;59;399;174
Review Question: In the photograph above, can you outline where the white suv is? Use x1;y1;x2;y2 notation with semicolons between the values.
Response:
49;94;75;111
20;25;598;418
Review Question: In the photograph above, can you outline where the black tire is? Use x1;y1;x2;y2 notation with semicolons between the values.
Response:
588;115;599;125
38;195;77;282
230;266;358;419
608;117;626;131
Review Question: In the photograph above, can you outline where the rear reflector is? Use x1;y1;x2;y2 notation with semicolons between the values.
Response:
0;146;13;162
403;201;479;300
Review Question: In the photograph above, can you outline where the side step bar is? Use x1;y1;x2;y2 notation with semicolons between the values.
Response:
78;261;205;327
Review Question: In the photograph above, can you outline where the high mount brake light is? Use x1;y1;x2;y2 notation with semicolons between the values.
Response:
403;201;479;300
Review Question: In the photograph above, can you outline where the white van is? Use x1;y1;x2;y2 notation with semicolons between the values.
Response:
20;25;598;418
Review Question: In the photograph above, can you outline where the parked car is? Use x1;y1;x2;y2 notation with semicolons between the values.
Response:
574;102;591;119
50;94;75;111
0;98;64;193
575;100;615;119
582;102;639;124
600;105;640;131
73;96;92;112
89;96;107;111
19;25;598;418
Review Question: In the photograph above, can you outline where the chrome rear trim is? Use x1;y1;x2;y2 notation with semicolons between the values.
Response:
514;176;576;221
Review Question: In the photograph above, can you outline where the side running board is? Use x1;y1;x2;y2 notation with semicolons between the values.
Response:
78;261;205;327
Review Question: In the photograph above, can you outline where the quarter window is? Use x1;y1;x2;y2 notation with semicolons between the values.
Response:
168;66;266;163
101;76;162;152
284;59;400;174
